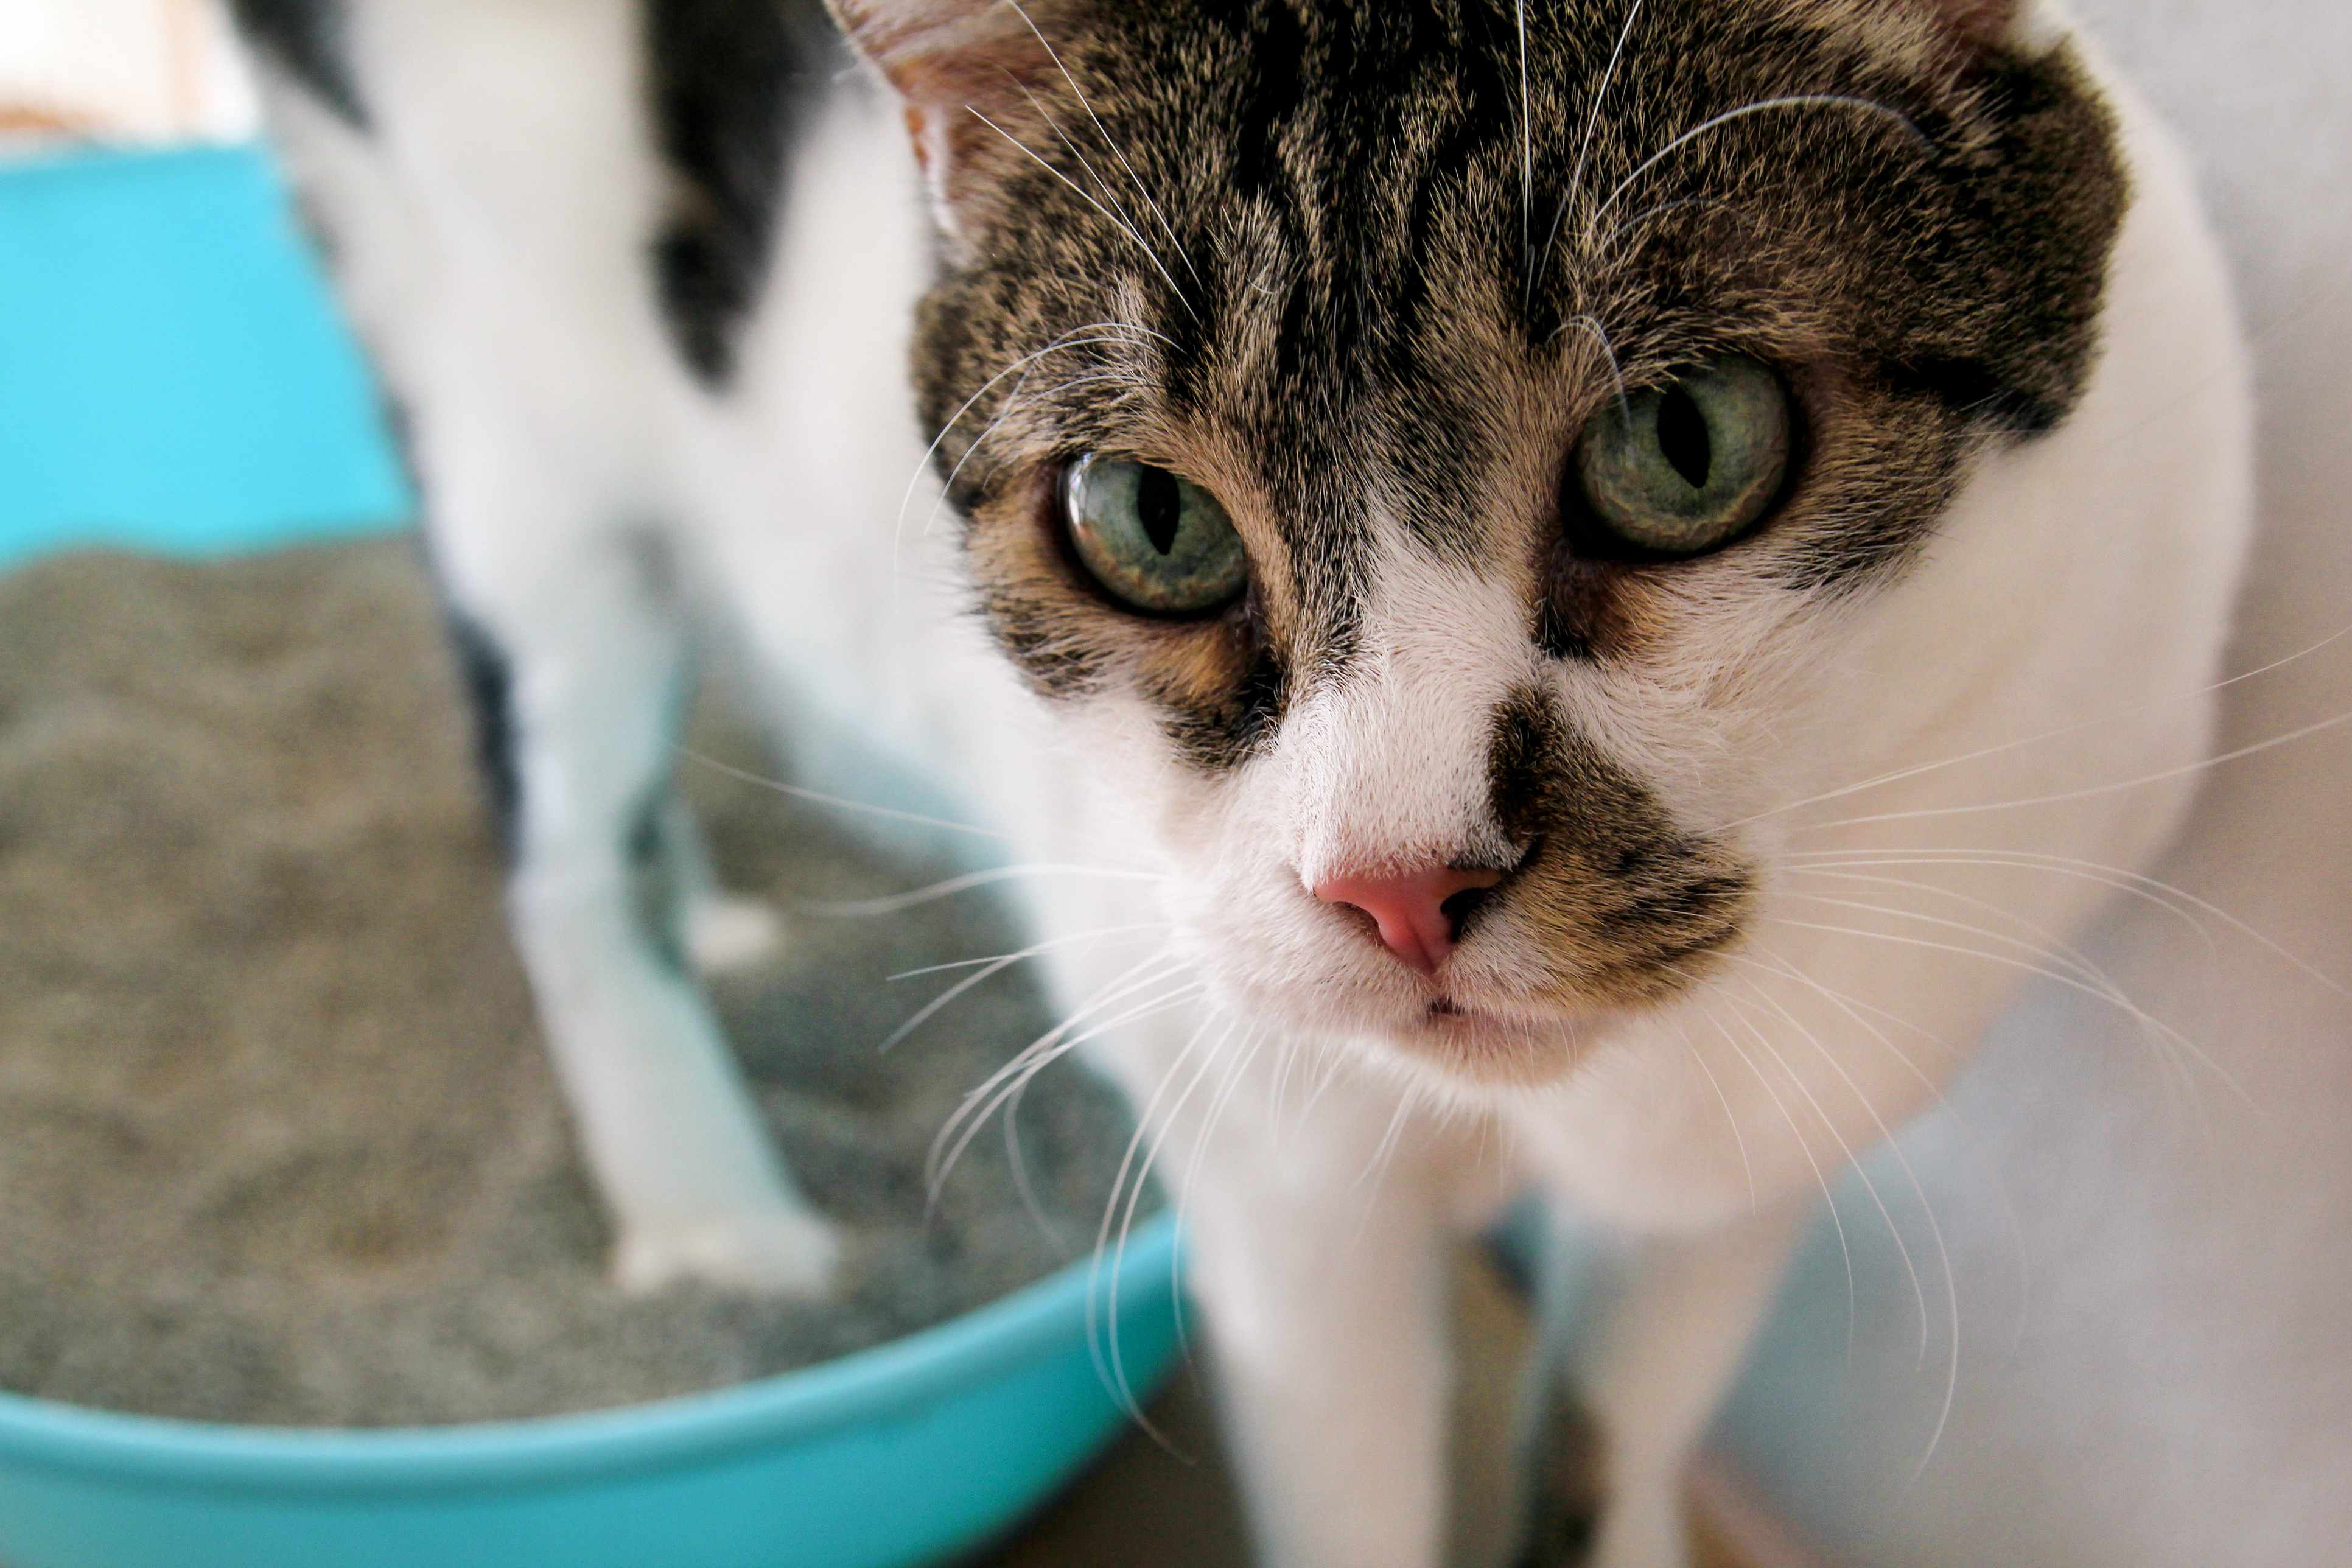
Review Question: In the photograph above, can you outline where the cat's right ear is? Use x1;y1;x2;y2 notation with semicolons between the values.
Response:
824;0;1063;247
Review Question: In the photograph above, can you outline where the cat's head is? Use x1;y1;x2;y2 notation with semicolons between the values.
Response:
831;0;2126;1090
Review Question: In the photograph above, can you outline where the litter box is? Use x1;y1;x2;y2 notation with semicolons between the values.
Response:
0;143;1183;1568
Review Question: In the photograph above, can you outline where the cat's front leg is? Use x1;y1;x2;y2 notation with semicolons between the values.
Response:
442;528;835;1298
1559;1202;1804;1568
1172;1060;1459;1568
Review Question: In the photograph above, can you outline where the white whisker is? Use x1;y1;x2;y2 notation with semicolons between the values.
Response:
1533;0;1645;293
1779;872;2212;1118
1351;1084;1428;1244
1594;194;1719;261
1723;971;1931;1361
1007;76;1157;282
967;107;1199;320
932;978;1206;1207
892;323;1165;587
1266;1032;1304;1135
1741;945;2036;1356
1172;1023;1269;1356
1783;876;2136;1003
1723;620;2352;833
1297;1034;1353;1132
1763;912;2250;1108
1000;1067;1066;1250
1087;1016;1219;1441
1515;0;1533;299
880;922;1167;1053
922;368;1145;537
1587;95;1929;240
888;922;1167;982
1720;973;1927;1363
1004;0;1203;291
1782;850;2224;971
806;862;1164;920
1685;984;1859;1348
1094;1017;1230;1438
1799;700;2352;831
939;956;1190;1136
676;745;1017;843
1777;886;2191;1103
1554;312;1633;424
1785;845;2350;996
1727;955;1964;1482
1354;1085;1420;1196
928;950;1189;1192
1669;1006;1756;1209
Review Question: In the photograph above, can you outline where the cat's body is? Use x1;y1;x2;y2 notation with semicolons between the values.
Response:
234;2;2253;1564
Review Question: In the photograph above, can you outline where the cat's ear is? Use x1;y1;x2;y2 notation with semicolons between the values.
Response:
1902;0;2064;54
823;0;1064;244
1924;0;2016;45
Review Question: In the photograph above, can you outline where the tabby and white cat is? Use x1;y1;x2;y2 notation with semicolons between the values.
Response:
231;1;2251;1563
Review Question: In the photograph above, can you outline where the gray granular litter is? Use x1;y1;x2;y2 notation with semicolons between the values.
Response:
0;539;1147;1428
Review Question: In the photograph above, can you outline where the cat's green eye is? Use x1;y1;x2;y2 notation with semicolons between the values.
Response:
1573;357;1793;559
1062;454;1249;616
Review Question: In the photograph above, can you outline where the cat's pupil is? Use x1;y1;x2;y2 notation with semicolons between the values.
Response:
1656;387;1712;490
1136;466;1182;555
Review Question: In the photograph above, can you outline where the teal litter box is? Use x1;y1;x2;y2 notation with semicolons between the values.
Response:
0;143;1183;1568
0;1229;1181;1568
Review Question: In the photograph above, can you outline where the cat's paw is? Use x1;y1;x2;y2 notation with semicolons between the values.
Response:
684;895;786;975
612;1208;841;1297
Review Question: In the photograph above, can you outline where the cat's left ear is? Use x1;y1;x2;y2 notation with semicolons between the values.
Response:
1923;0;2014;45
823;0;1065;246
1903;0;2065;54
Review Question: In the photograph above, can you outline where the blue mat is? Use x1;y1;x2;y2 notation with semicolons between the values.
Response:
0;144;411;572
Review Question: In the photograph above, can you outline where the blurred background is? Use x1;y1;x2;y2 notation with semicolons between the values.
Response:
2;0;255;147
3;3;2349;1567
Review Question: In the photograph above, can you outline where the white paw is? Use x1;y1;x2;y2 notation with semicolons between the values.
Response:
612;1208;842;1298
685;896;786;975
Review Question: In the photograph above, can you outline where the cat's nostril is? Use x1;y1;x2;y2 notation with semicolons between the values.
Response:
1438;884;1493;943
1313;864;1506;976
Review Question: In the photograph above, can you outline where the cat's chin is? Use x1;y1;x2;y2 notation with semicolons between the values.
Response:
1241;978;1611;1091
1374;996;1610;1089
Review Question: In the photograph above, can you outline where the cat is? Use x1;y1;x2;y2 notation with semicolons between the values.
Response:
229;1;2252;1564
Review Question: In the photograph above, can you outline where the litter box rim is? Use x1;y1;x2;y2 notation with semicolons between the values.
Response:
0;1215;1179;1494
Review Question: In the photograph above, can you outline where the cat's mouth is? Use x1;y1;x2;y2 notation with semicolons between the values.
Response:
1384;990;1605;1085
1416;993;1540;1037
1214;942;1612;1086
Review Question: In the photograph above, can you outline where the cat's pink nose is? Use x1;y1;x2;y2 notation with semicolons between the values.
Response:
1313;865;1505;976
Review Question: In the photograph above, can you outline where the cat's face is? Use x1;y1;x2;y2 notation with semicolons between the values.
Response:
836;0;2124;1088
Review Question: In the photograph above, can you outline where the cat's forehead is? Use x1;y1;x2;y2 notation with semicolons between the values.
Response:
934;0;2116;460
917;0;2124;746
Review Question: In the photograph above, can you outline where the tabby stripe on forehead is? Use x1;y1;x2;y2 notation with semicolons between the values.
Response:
643;0;833;386
1222;5;1311;207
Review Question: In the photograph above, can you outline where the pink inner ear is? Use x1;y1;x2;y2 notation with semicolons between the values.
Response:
828;0;1001;68
824;0;1063;229
827;0;1056;105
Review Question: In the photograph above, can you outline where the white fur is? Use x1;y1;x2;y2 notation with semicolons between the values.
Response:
246;3;2252;1563
253;0;847;1296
